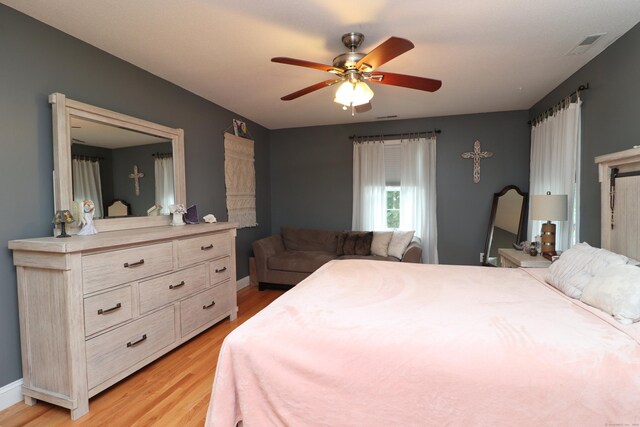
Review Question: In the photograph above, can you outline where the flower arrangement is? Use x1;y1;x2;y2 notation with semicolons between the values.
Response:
169;204;187;226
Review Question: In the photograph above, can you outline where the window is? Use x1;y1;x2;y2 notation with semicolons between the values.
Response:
386;186;400;228
384;143;401;229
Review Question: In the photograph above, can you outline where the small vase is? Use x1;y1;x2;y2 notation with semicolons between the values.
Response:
171;213;185;226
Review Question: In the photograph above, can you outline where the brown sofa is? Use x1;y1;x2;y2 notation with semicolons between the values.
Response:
252;227;422;289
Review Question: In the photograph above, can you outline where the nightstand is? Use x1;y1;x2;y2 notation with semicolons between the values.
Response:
498;248;552;268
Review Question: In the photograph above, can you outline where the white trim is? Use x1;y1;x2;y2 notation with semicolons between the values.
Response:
236;275;250;291
0;379;23;411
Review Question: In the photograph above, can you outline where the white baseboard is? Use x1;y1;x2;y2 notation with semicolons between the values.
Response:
236;275;250;291
0;379;23;412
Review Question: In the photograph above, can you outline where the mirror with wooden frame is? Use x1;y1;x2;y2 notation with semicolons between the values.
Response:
50;93;186;234
483;185;528;266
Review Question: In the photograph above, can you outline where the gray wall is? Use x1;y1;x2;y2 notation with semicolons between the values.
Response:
111;142;172;216
529;23;640;246
0;5;271;386
270;110;531;265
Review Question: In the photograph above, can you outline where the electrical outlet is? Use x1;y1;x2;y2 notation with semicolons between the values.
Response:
480;252;484;263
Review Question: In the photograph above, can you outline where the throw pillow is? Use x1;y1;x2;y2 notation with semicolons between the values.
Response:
340;232;374;256
371;231;394;257
388;230;415;259
580;264;640;324
546;242;629;299
336;232;348;256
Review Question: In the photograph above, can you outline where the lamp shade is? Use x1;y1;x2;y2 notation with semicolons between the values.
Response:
530;194;568;221
333;81;373;107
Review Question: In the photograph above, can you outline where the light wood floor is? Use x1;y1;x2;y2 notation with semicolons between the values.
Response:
0;285;285;427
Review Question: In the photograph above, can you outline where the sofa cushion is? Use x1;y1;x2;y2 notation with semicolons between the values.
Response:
282;227;339;252
268;250;337;273
338;231;373;256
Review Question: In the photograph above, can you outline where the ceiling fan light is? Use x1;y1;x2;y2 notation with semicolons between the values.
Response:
334;81;373;107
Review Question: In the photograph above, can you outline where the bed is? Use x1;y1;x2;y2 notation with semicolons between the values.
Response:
206;148;640;426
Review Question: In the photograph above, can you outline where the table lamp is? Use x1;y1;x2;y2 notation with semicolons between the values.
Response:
530;192;568;254
53;209;74;238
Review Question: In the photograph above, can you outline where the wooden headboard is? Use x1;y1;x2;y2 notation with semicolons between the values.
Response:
595;147;640;261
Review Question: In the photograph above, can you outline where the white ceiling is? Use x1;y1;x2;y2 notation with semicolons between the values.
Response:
4;1;640;129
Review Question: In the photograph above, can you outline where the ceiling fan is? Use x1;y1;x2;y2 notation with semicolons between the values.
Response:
272;32;442;115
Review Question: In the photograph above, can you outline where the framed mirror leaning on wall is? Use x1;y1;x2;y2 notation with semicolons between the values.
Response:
483;185;528;266
50;93;186;234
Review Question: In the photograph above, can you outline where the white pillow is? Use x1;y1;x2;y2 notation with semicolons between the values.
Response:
546;242;628;299
580;264;640;324
371;231;394;257
387;230;415;259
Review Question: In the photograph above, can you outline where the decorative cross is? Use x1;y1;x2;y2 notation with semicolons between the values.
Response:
128;165;144;196
461;140;493;183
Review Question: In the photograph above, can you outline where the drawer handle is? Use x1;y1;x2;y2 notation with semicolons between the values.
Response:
203;301;216;309
127;334;147;348
169;281;185;290
97;303;122;315
124;259;145;268
215;266;227;273
201;244;214;250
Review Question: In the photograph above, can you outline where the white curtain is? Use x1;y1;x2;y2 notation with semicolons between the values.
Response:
529;97;582;251
352;140;386;231
155;156;175;215
400;136;438;264
72;158;104;218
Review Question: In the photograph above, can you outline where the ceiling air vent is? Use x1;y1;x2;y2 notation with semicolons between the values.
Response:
376;115;398;120
566;33;606;55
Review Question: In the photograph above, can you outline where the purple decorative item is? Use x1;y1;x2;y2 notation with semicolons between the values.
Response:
184;205;199;224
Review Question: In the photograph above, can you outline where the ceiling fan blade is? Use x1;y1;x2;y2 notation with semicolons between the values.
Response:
356;37;414;71
368;71;442;92
355;102;372;113
281;79;342;101
272;57;343;74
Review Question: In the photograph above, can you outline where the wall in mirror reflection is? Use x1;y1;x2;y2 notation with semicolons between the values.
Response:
71;141;173;218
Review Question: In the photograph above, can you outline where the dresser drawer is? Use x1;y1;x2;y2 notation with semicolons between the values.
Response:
138;265;207;314
180;283;232;337
83;242;173;294
86;306;175;390
210;257;231;285
176;233;229;268
84;286;133;336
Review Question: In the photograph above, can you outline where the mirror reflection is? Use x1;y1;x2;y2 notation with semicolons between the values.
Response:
483;185;527;266
70;116;175;218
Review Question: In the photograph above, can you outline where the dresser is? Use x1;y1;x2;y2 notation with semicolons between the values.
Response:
498;248;552;268
9;223;237;419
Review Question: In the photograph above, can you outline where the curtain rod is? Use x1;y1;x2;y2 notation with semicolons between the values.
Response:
152;152;172;158
529;83;589;126
72;154;103;162
349;129;441;141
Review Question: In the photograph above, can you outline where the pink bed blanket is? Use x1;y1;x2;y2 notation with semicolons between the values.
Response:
206;260;640;426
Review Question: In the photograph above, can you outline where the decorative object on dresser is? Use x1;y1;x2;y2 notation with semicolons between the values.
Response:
184;205;199;224
52;209;74;237
530;191;568;254
169;203;187;226
498;248;551;268
483;185;527;266
77;199;98;236
9;222;238;420
461;140;493;184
